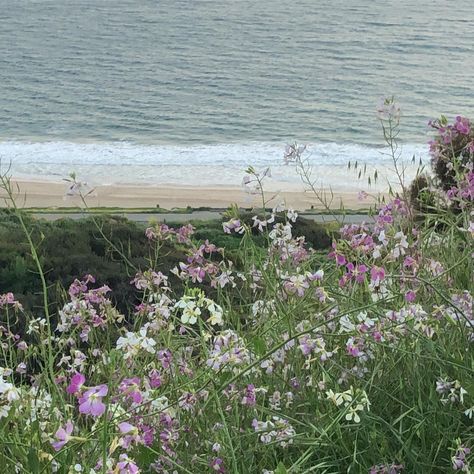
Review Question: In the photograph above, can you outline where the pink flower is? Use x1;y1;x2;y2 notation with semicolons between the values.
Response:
346;263;368;284
403;256;416;268
118;422;141;449
329;242;347;266
455;115;471;135
405;290;416;303
118;422;136;434
119;378;143;404
78;384;108;417
51;420;74;451
370;266;386;284
66;373;86;395
117;454;140;474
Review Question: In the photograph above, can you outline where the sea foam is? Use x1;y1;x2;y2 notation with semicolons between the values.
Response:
0;141;429;191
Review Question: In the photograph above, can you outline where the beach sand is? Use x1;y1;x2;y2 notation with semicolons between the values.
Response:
0;178;374;210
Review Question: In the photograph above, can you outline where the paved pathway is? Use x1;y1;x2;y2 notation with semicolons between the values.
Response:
32;211;374;225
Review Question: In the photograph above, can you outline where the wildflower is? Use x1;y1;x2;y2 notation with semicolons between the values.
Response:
283;274;309;297
369;463;404;473
467;221;474;238
464;407;474;419
207;301;224;326
157;348;173;369
370;266;385;285
252;416;296;447
287;209;298;222
64;179;95;199
118;422;138;435
15;363;27;375
405;290;416;303
329;242;346;266
345;403;365;423
346;262;368;284
436;379;467;405
252;214;275;232
309;269;324;281
78;385;108;417
241;384;257;407
391;232;409;259
116;325;157;359
223;218;245;234
452;442;471;471
175;298;200;325
283;143;306;164
67;373;86;395
242;167;272;194
376;97;401;122
117;454;140;474
51;421;74;451
0;375;19;418
210;458;225;473
326;387;370;423
119;378;143;404
206;330;253;373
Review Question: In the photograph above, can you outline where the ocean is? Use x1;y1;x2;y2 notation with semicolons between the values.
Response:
0;0;473;190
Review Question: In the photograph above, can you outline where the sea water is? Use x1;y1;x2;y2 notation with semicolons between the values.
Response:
0;0;473;190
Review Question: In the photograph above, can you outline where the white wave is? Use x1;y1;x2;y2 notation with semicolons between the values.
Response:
0;140;430;191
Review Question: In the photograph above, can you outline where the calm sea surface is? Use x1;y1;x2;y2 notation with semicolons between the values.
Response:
0;0;473;188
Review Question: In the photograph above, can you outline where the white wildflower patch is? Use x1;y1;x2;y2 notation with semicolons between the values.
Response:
326;386;370;423
174;291;224;326
116;324;157;359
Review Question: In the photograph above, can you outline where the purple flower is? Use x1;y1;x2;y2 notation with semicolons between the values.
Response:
119;378;143;404
369;463;404;474
78;384;108;417
346;263;368;284
452;444;471;471
157;349;173;369
66;373;86;395
241;384;256;406
405;290;416;303
117;454;140;474
331;247;347;266
370;266;385;284
51;420;74;451
210;457;226;473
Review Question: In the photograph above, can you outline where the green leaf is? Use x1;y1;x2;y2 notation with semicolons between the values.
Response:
252;336;267;356
275;462;288;474
27;448;40;474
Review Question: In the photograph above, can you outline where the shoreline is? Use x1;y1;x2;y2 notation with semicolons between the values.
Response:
0;178;377;211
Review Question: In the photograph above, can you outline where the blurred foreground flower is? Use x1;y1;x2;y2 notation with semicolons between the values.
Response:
64;172;96;200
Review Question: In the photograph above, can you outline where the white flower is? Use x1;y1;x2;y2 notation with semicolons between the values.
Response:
116;325;156;359
207;302;224;326
345;404;364;423
0;377;20;403
339;315;355;333
287;209;298;223
467;222;474;237
391;231;409;258
464;407;474;419
175;299;201;325
63;178;95;200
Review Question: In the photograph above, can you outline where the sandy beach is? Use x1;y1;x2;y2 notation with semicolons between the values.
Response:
0;178;373;210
